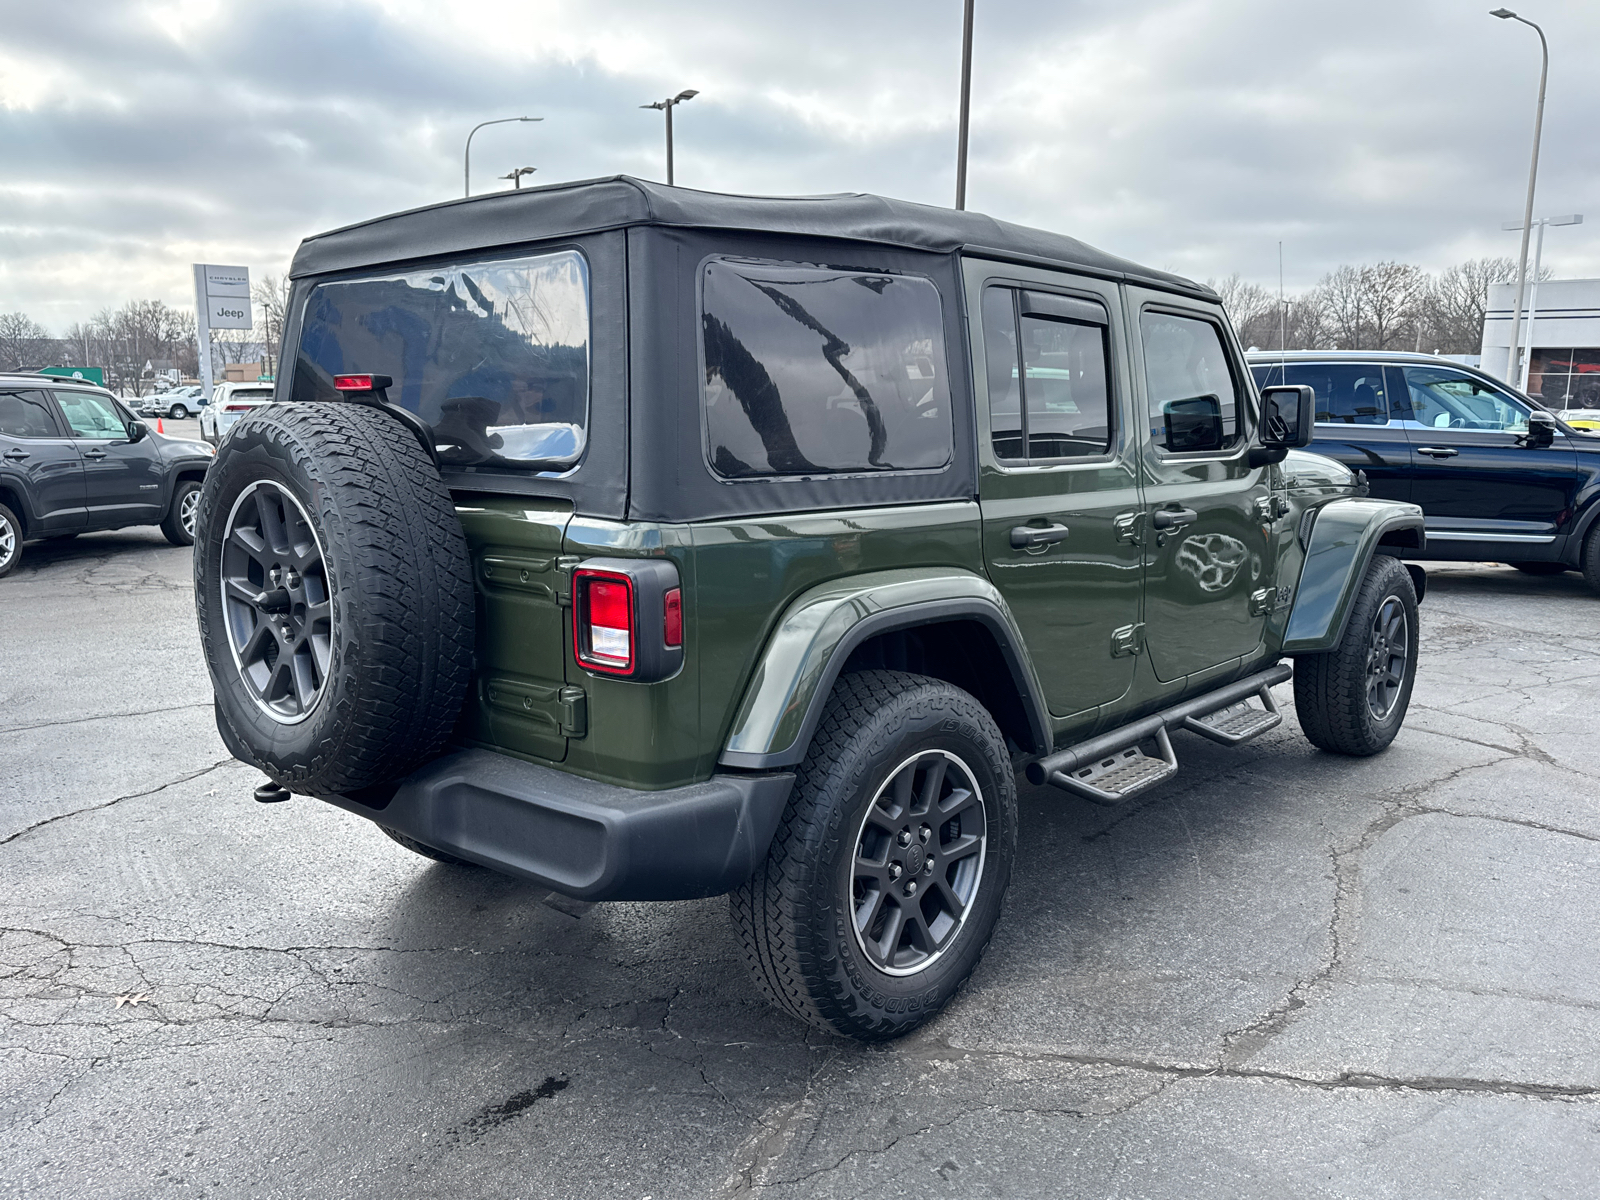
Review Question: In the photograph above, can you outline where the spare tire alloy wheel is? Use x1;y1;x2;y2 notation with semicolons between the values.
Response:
220;480;332;723
852;750;987;975
194;403;475;797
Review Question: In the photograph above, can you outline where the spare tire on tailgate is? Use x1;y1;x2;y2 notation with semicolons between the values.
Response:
194;402;475;796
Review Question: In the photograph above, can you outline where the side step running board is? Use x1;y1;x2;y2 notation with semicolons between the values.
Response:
1024;664;1292;806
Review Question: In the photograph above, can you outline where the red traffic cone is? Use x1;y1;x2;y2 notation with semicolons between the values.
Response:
157;418;165;434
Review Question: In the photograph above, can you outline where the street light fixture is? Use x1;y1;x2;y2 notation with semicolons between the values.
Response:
1490;7;1549;384
1502;213;1582;391
464;116;542;198
500;167;538;190
641;89;698;186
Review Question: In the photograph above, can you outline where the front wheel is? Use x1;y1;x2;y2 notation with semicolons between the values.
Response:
730;670;1016;1041
161;479;202;546
169;404;190;420
1293;554;1419;756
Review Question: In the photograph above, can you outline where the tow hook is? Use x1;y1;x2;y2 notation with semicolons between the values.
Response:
253;779;292;804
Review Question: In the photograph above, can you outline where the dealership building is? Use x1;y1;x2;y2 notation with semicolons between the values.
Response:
1481;277;1600;410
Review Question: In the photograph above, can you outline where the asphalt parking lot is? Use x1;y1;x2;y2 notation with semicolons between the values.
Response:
3;535;1599;1199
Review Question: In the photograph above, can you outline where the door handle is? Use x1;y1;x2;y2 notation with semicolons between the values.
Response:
1151;507;1198;530
82;448;107;460
1010;523;1070;550
1416;447;1459;458
2;448;28;461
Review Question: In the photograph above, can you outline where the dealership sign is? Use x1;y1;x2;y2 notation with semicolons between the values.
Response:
196;264;252;330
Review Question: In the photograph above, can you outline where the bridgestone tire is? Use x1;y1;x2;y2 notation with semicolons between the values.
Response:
161;479;202;546
0;503;21;579
730;670;1017;1041
1293;554;1418;757
1510;561;1568;576
381;826;479;867
194;403;475;796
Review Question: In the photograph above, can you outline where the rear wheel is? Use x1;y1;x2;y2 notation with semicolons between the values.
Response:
0;503;21;579
1580;530;1600;596
730;670;1016;1041
1510;561;1567;575
1294;555;1418;756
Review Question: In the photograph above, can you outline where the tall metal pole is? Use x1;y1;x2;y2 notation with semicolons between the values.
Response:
1520;218;1546;392
464;116;541;198
955;0;975;210
665;100;675;187
1491;9;1548;384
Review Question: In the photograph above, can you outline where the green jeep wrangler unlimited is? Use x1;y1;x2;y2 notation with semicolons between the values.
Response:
195;177;1424;1041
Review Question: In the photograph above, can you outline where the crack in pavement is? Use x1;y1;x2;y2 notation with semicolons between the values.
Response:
0;758;239;847
0;703;213;737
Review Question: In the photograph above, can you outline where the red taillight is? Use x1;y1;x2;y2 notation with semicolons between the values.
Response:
333;374;374;392
663;587;682;647
224;404;253;412
574;570;635;674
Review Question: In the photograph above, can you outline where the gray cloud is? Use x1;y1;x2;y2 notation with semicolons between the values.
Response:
1;0;1597;330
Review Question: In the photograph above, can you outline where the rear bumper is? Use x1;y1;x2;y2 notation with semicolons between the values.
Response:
321;749;795;902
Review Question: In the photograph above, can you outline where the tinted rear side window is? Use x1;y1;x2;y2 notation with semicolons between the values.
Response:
0;391;61;438
292;249;590;469
700;259;952;478
1251;363;1390;425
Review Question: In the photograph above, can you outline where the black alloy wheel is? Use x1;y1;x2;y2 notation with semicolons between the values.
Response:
851;750;988;975
1364;595;1409;721
219;479;332;723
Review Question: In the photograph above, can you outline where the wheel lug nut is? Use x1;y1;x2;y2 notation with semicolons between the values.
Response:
922;858;934;875
888;863;902;880
919;824;932;843
904;880;918;896
897;830;912;847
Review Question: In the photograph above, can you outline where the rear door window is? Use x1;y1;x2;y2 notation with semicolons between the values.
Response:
292;249;590;470
700;259;953;478
1140;311;1240;453
982;285;1112;462
1252;363;1391;425
0;391;63;438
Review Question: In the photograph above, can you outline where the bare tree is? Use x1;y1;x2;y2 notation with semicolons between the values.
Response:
253;274;293;377
1422;257;1541;355
1311;262;1427;350
0;311;57;371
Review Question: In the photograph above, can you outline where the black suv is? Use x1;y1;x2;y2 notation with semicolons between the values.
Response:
0;375;216;577
1249;350;1600;587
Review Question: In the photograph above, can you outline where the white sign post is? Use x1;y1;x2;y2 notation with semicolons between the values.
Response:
192;264;252;401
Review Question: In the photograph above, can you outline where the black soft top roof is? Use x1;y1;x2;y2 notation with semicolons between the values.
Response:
289;174;1212;300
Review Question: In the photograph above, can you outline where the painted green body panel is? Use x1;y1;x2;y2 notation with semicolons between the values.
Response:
1282;496;1425;653
455;498;574;763
721;566;1036;762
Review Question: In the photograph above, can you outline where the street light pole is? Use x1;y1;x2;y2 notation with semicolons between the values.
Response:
1502;213;1582;391
464;116;542;198
500;167;538;190
641;90;698;186
955;0;975;210
1490;8;1549;384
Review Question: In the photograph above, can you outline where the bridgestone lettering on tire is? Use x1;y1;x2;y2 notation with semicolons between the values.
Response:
193;403;475;796
730;670;1017;1041
1293;554;1419;757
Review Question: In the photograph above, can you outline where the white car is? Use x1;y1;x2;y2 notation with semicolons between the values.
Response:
140;385;206;420
199;382;276;444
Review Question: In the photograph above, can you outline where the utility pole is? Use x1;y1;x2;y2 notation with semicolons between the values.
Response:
464;117;542;197
955;0;975;210
641;90;698;186
1490;8;1549;384
1502;213;1582;391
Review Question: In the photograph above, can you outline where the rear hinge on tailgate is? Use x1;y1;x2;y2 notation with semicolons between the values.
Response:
485;679;588;738
552;555;584;606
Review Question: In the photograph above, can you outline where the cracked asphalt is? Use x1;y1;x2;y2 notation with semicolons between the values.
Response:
4;531;1600;1199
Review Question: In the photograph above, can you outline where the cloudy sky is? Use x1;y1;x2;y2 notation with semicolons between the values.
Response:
2;0;1598;331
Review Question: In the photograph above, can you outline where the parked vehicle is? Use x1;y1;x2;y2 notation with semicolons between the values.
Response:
0;374;215;577
1552;406;1600;433
195;178;1424;1041
198;382;276;444
1248;350;1600;587
139;385;206;420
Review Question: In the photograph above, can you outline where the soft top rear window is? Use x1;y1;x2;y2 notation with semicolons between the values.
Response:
291;249;589;470
700;258;953;479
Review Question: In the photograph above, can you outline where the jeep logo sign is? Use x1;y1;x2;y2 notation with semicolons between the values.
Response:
194;263;252;331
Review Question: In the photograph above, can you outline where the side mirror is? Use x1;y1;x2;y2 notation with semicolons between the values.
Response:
1522;410;1557;448
127;419;149;443
1259;385;1315;449
1163;395;1225;453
